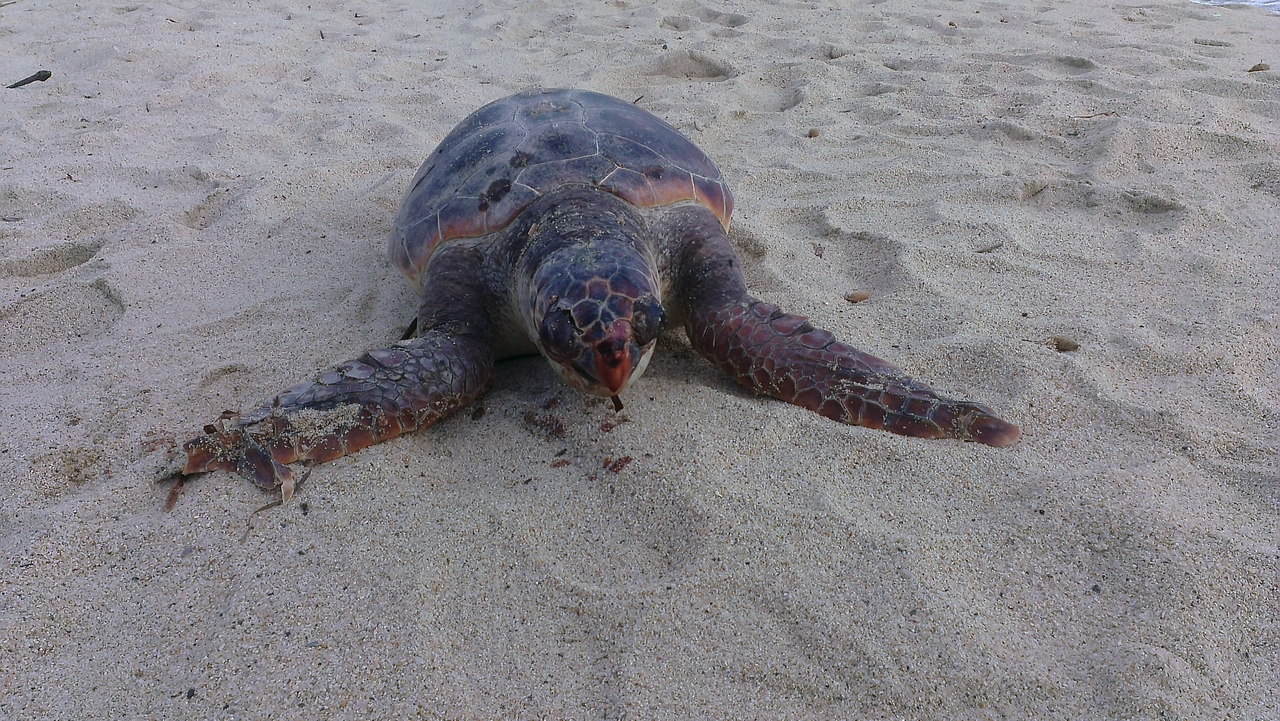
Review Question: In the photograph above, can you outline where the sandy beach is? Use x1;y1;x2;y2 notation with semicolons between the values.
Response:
2;0;1278;717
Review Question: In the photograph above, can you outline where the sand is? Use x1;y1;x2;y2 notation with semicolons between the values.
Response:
2;0;1278;718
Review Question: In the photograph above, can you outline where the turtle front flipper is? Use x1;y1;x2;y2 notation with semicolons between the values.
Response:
182;332;494;498
183;245;497;497
670;210;1020;447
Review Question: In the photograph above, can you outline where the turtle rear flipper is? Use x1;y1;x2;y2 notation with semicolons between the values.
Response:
672;212;1020;447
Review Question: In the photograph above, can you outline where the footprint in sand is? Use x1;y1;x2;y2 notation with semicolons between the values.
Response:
693;6;749;28
0;279;124;354
182;185;239;230
516;470;710;710
0;198;137;354
0;240;103;278
414;405;713;714
660;5;749;33
649;49;737;82
541;477;709;592
415;457;710;716
1054;55;1097;72
1120;190;1184;215
660;15;696;32
1244;162;1280;200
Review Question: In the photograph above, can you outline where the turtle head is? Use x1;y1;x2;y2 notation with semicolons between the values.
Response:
530;250;666;400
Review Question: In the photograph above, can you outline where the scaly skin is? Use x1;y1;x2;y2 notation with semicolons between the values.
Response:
181;245;496;497
179;90;1020;499
517;187;666;399
182;333;493;497
685;301;1019;445
670;207;1020;447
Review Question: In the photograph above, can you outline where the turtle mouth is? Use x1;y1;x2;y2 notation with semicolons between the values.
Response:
590;321;655;397
593;338;656;398
544;336;656;399
594;338;631;395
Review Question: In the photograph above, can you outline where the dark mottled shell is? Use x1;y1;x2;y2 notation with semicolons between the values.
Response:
390;88;733;288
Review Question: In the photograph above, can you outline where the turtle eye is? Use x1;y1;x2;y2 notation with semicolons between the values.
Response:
540;307;578;358
631;298;666;348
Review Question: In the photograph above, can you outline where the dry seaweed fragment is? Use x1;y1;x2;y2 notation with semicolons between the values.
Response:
7;70;51;89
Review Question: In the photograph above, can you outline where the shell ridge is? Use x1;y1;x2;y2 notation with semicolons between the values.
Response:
598;166;621;185
397;210;437;234
446;126;528;216
514;108;531;131
642;175;660;205
499;99;520;126
606;134;672;169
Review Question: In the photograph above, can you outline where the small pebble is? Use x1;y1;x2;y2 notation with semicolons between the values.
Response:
844;290;871;304
807;128;820;138
1049;336;1079;352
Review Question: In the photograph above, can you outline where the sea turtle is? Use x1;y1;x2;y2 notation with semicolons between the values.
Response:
181;88;1019;499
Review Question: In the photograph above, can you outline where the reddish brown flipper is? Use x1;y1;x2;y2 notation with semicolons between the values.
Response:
687;299;1020;446
180;244;498;498
671;207;1020;447
180;333;494;498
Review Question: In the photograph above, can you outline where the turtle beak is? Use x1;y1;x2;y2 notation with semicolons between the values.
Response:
547;322;655;400
594;326;635;395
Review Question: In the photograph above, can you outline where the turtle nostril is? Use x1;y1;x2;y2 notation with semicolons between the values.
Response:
596;340;626;367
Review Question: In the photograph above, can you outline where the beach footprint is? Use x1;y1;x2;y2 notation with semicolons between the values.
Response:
660;4;749;33
410;423;712;715
740;65;809;113
0;278;124;355
182;185;239;230
1244;162;1280;200
511;409;712;593
693;6;749;29
0;240;103;278
0;197;137;354
648;49;737;82
525;473;710;710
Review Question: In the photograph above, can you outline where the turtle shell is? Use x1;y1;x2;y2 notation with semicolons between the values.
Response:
390;88;734;288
